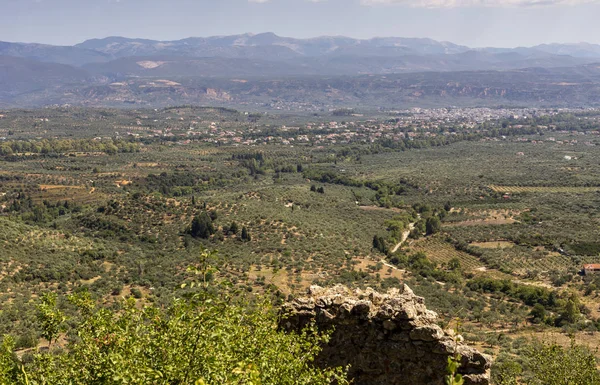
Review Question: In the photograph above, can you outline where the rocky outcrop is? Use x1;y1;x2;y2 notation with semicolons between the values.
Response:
280;284;492;385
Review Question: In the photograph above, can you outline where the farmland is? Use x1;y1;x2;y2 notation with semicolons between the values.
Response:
488;185;600;194
3;106;600;378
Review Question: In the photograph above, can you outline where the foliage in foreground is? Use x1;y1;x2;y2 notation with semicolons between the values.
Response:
0;291;348;385
493;340;600;385
525;340;600;385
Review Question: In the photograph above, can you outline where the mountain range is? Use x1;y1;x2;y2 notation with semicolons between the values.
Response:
6;33;600;69
3;33;600;108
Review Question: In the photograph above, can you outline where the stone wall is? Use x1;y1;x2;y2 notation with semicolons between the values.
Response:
280;284;491;385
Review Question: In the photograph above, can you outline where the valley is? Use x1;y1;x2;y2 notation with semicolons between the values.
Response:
2;106;600;383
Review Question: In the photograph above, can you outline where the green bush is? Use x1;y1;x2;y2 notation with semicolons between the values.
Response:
525;341;600;385
0;291;348;385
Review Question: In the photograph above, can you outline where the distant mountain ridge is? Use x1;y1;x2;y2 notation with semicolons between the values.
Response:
0;56;92;100
72;34;600;62
2;33;600;71
3;33;600;109
75;33;471;59
532;42;600;58
0;41;110;66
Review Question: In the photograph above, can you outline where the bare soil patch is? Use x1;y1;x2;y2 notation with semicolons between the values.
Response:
471;241;516;249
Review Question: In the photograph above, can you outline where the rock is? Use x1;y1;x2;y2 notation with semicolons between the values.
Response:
316;296;332;308
382;320;397;331
280;284;491;385
317;308;336;322
292;297;315;310
352;300;372;316
410;325;445;342
401;284;414;295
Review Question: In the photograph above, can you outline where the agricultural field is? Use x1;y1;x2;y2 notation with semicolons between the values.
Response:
406;236;484;271
3;106;600;370
488;185;600;194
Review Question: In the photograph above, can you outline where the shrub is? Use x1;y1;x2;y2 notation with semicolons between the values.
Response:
130;287;143;299
189;212;215;239
525;341;600;385
0;292;348;385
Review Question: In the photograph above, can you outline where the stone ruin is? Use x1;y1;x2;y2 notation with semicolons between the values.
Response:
280;284;492;385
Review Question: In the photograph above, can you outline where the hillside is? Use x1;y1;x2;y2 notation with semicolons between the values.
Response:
5;64;600;109
82;56;319;77
0;56;92;102
0;41;110;67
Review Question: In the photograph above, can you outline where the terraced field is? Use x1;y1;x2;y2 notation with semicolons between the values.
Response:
472;245;575;275
406;237;483;271
488;185;600;193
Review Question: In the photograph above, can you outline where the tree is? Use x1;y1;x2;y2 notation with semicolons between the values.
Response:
530;304;547;324
585;283;597;296
241;226;251;242
373;235;381;250
189;212;215;239
230;221;239;235
0;143;13;156
560;293;581;324
492;361;522;385
372;235;387;254
32;205;47;223
447;257;461;272
36;292;66;348
426;217;441;236
310;185;316;192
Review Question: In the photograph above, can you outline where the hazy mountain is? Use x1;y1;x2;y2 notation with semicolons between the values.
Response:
83;56;318;77
81;50;596;78
478;43;600;59
75;33;470;58
0;41;110;67
7;60;600;109
4;33;600;108
2;33;599;71
531;43;600;58
0;55;92;100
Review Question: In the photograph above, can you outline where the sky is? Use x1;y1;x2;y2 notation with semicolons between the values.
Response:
2;0;600;47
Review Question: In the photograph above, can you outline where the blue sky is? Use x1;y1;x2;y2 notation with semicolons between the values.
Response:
1;0;600;47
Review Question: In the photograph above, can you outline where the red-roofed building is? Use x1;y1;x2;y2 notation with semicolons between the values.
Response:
583;264;600;275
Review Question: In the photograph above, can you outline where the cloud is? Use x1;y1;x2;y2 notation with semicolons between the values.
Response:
360;0;600;7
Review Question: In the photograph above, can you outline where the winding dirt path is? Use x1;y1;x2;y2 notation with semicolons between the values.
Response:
378;220;418;272
391;222;416;253
380;258;406;273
